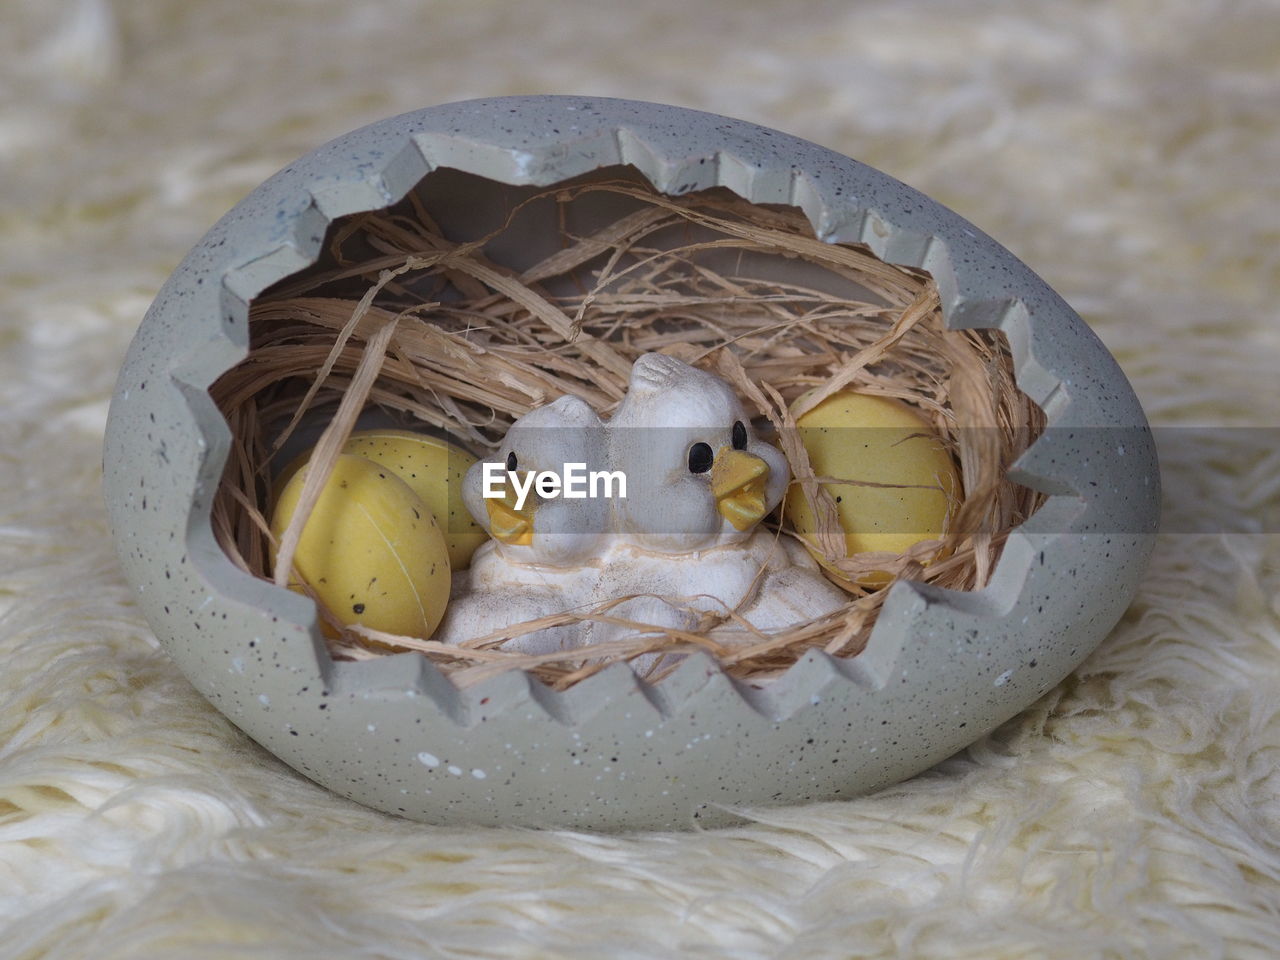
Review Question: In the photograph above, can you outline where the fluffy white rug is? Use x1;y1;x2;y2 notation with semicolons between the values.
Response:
2;1;1278;956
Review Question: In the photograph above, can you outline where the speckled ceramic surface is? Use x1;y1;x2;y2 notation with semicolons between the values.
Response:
103;96;1159;831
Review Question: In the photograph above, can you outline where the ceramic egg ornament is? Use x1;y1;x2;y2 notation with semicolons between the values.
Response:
103;96;1159;829
433;354;848;657
270;454;451;638
326;429;486;570
785;390;960;585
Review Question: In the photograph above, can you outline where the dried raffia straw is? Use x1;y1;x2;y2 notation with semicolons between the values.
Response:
272;306;403;589
209;177;1046;689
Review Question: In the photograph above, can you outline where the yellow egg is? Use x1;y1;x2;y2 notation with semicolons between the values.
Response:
277;428;486;570
783;391;959;586
270;454;451;638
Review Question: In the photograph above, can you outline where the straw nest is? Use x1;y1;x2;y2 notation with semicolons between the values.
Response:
210;175;1045;689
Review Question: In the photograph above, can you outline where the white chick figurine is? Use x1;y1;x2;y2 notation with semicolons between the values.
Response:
432;354;848;662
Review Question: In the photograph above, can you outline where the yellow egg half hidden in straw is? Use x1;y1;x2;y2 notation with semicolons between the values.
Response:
783;390;959;586
277;428;487;570
270;454;451;639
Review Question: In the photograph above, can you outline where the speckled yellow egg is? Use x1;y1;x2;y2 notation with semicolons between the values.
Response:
278;429;486;569
270;454;451;638
784;391;959;583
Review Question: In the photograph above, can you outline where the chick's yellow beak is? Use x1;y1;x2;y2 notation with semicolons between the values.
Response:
485;488;534;546
711;449;771;531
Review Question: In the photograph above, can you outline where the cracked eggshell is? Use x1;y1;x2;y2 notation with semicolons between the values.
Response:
103;96;1160;831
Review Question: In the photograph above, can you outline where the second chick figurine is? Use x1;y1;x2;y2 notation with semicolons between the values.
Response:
432;354;848;660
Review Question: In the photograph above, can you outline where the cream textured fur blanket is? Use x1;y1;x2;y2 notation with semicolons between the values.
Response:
2;1;1278;957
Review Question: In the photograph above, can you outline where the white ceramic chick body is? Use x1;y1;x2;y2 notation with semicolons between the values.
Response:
432;354;848;659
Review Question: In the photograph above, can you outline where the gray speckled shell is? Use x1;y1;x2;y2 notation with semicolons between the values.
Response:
103;96;1159;831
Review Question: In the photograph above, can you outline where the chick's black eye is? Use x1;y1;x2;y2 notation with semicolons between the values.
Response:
688;442;713;474
505;451;518;471
732;420;748;450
